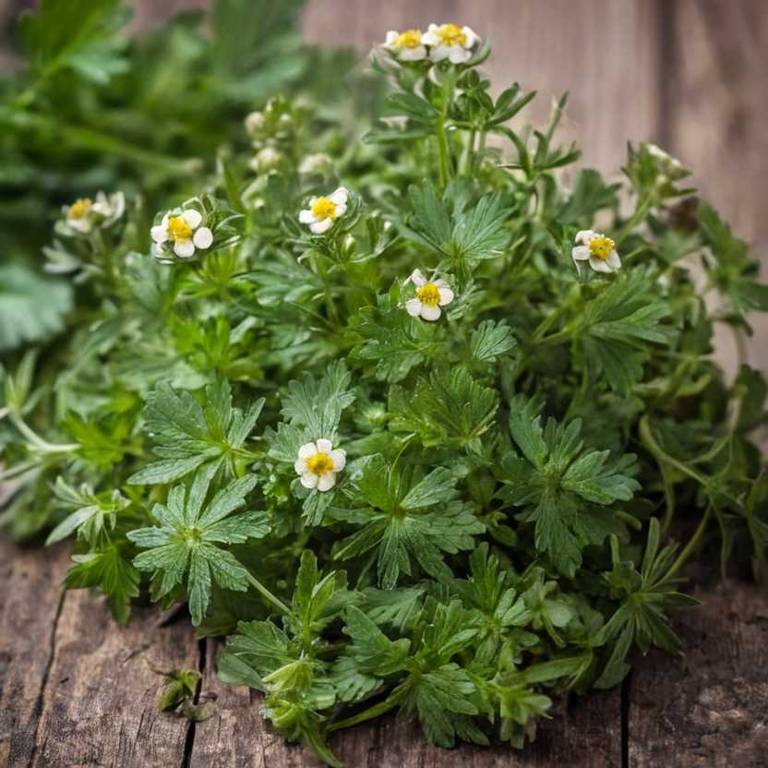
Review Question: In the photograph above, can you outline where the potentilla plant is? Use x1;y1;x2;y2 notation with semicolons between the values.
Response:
1;16;767;768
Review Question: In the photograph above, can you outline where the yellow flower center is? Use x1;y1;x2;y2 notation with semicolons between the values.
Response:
438;23;467;47
68;198;93;220
589;235;615;261
395;30;422;49
167;216;193;242
310;197;337;220
306;452;334;475
416;282;441;307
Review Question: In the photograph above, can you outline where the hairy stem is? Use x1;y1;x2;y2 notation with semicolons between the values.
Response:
244;571;291;616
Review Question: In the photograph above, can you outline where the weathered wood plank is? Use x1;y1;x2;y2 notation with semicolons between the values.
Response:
664;0;768;376
30;587;199;768
0;537;70;767
628;582;768;768
190;639;621;767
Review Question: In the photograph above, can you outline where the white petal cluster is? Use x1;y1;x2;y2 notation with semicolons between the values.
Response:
151;208;213;260
405;269;455;321
299;187;348;235
421;23;479;63
62;191;125;234
294;438;346;492
383;29;428;61
571;230;621;274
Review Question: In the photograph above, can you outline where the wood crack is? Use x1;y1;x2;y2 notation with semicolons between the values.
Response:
181;637;207;768
26;586;67;767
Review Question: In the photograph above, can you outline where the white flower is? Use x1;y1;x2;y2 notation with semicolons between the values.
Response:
299;187;348;235
151;208;214;260
405;269;455;321
571;230;621;273
299;153;333;176
245;111;265;137
63;191;125;234
645;143;688;181
383;29;428;61
421;23;479;64
250;146;283;173
294;438;346;492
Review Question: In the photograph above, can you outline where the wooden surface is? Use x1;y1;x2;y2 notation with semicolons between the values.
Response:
2;534;767;767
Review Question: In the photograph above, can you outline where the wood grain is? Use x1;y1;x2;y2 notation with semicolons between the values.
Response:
30;589;198;767
0;538;69;767
628;582;768;768
663;0;768;375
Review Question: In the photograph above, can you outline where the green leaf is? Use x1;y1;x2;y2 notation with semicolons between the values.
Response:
470;320;517;362
501;396;639;576
0;264;72;351
64;545;139;623
128;471;267;625
129;378;263;485
20;0;130;85
389;367;498;451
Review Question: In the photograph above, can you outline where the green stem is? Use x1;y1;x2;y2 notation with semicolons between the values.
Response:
328;688;407;733
666;505;712;579
435;74;455;188
436;111;450;189
244;571;291;616
9;412;80;454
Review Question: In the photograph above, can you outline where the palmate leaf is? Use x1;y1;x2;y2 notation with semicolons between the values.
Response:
403;183;511;274
500;396;639;576
127;469;268;624
575;270;674;395
336;456;484;588
389;367;498;452
128;377;264;485
0;264;72;351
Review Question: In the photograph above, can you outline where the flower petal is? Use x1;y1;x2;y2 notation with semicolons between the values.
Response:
334;203;347;216
294;458;308;474
406;298;423;317
571;245;590;261
298;442;317;459
316;438;333;454
329;187;348;205
310;218;334;234
589;256;613;273
430;45;450;62
182;209;202;228
330;449;346;471
462;26;478;47
193;227;213;249
299;209;315;224
151;225;169;243
300;472;319;489
317;473;336;492
420;304;442;321
174;239;195;258
575;229;595;245
448;47;472;64
409;269;426;286
606;250;622;270
399;46;427;61
438;286;454;305
385;30;398;46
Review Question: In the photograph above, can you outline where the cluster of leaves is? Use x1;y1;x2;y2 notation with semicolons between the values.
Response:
1;4;766;767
